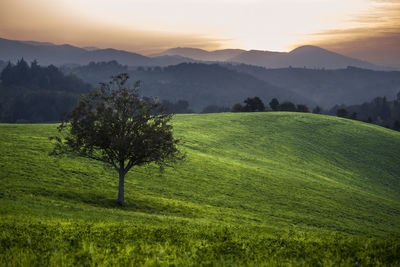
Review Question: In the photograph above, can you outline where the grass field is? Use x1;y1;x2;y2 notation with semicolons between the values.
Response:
1;112;400;265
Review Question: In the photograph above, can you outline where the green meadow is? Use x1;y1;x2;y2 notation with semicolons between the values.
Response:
1;112;400;266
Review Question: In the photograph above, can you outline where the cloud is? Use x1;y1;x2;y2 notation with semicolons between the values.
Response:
304;1;400;67
0;0;229;54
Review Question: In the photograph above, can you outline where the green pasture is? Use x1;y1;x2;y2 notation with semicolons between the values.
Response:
1;112;400;265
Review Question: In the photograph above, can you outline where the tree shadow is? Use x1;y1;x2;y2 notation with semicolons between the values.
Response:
39;189;200;218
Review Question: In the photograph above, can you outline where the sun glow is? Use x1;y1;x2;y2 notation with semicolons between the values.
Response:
1;0;399;59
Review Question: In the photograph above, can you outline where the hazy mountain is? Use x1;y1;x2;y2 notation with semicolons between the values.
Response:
1;37;390;70
133;63;312;111
227;63;400;107
63;61;312;111
150;55;196;66
0;60;7;72
156;45;389;70
151;47;245;61
21;40;55;46
231;45;384;70
0;37;193;67
63;59;400;110
82;46;100;51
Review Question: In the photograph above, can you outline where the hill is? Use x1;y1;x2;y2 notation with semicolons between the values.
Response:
1;112;400;265
132;63;311;111
65;62;312;112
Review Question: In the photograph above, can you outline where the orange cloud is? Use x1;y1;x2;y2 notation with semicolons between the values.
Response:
1;0;399;66
303;1;400;67
0;0;228;54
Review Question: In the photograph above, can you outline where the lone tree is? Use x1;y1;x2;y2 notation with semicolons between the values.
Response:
50;73;184;205
243;96;265;112
269;98;280;111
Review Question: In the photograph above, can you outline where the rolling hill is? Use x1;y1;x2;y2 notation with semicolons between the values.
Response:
1;112;400;265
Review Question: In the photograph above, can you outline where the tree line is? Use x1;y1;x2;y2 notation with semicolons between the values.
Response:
331;94;400;131
0;60;195;123
0;59;92;122
230;97;320;114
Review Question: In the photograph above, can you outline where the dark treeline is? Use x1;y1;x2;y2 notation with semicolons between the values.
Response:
231;97;313;113
61;61;129;86
0;60;7;72
0;59;91;123
330;94;400;131
218;95;400;132
160;91;396;129
160;99;194;114
0;60;194;122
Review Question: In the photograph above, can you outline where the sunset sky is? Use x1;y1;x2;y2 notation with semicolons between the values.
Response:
1;0;399;67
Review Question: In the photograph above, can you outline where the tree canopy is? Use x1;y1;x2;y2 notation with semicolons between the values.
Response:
242;97;265;112
51;73;184;205
269;98;280;111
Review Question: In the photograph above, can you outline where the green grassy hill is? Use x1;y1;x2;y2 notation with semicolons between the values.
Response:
1;112;400;265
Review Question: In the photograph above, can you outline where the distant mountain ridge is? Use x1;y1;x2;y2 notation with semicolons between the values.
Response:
151;47;245;62
154;46;389;70
0;37;392;70
0;37;194;67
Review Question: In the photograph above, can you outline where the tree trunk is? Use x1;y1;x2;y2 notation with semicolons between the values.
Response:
118;170;125;205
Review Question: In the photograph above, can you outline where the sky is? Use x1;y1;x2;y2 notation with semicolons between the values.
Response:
1;0;399;67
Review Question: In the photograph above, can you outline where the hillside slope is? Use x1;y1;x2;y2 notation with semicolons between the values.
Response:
1;113;400;264
1;112;399;233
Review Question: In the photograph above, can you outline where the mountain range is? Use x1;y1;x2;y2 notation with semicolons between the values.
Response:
0;37;392;70
2;36;399;111
0;37;194;67
152;46;387;70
